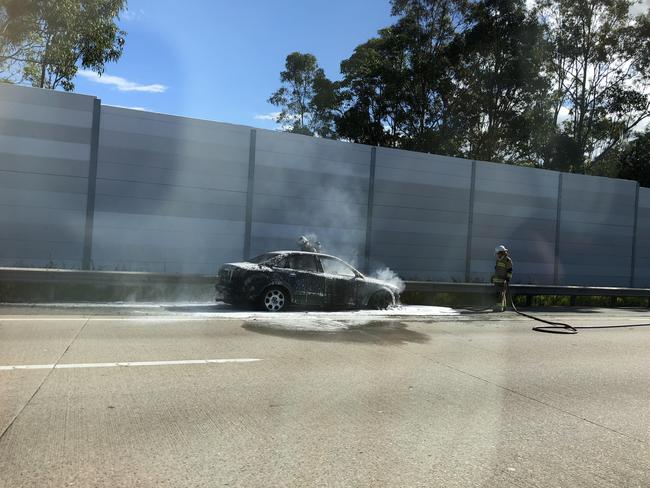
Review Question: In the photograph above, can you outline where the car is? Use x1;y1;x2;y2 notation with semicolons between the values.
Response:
215;251;399;311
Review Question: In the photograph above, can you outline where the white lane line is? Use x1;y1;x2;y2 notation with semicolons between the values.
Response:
0;358;262;371
0;317;90;321
0;317;238;322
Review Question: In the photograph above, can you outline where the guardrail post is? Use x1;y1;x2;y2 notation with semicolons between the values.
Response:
364;147;377;274
82;98;101;270
243;129;256;260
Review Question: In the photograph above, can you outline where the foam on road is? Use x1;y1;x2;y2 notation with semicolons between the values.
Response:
0;302;459;331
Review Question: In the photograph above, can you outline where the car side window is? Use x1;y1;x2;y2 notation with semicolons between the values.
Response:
288;254;319;272
274;257;290;268
320;257;356;277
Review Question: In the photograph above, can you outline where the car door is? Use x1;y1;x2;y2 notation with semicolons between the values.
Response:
318;256;361;308
281;254;326;306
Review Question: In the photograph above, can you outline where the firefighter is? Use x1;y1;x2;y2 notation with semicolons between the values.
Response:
491;245;513;312
298;235;321;253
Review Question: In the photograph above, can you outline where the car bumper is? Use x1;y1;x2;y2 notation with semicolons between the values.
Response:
215;282;238;302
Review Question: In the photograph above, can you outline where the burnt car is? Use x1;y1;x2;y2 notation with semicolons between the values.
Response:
215;251;399;311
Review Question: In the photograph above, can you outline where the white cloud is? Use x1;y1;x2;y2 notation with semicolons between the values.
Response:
121;9;136;21
121;8;145;21
254;112;280;121
630;0;649;17
77;70;167;93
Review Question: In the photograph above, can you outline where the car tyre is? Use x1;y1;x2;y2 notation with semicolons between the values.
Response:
369;290;395;310
260;286;289;312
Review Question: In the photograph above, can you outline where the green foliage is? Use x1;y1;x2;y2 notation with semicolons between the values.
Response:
268;52;340;137
617;131;650;186
542;134;584;172
337;33;406;146
269;0;649;174
454;0;551;163
0;0;126;91
536;0;650;172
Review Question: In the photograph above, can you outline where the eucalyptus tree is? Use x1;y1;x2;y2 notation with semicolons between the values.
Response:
0;0;126;91
454;0;551;164
268;52;340;137
535;0;650;172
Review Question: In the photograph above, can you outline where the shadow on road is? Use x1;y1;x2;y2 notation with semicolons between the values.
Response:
164;303;248;313
242;320;430;345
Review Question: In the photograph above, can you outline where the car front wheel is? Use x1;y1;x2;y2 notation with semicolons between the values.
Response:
369;290;395;310
261;287;288;312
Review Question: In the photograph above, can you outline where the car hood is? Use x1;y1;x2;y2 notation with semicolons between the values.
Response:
223;262;269;271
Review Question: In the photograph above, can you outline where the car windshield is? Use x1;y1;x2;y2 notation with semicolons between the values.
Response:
320;256;357;277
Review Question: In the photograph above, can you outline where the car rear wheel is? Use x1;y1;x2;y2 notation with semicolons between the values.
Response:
369;290;395;310
261;287;288;312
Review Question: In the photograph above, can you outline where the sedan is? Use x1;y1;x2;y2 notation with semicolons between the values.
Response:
215;251;399;311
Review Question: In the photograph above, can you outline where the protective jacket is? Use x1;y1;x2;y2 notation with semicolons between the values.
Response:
493;255;513;283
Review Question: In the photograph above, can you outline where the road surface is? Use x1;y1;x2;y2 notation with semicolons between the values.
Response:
1;303;649;487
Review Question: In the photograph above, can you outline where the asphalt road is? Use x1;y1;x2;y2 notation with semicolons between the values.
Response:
1;304;649;488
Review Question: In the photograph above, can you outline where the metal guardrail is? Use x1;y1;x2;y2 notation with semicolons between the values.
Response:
405;281;650;296
404;281;650;306
2;268;650;304
0;267;215;286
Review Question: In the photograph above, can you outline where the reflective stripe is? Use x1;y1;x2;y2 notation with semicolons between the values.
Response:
495;257;513;279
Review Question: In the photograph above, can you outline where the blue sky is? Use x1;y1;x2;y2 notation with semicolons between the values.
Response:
73;0;394;129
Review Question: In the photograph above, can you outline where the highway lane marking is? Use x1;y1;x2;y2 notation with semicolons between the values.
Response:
0;317;246;321
0;317;90;321
0;358;262;371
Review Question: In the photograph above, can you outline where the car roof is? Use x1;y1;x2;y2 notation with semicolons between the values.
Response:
268;250;343;260
256;251;364;276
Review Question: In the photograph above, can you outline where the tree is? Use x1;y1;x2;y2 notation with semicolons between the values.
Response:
541;133;583;172
309;75;342;139
268;52;340;137
453;0;551;164
536;0;650;172
0;0;126;91
337;0;472;154
337;34;405;146
387;0;469;153
338;0;551;162
617;131;650;186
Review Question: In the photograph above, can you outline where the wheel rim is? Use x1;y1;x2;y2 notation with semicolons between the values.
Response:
374;292;393;309
263;289;285;311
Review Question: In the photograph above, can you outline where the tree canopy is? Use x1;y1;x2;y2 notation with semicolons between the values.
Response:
268;52;341;137
268;0;650;183
0;0;126;91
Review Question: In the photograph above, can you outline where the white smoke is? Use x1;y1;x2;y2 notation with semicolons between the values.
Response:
369;267;406;294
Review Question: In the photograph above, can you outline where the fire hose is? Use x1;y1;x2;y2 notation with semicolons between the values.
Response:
505;282;650;334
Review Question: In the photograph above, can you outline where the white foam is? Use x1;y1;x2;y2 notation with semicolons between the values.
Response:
1;303;458;330
3;302;456;315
